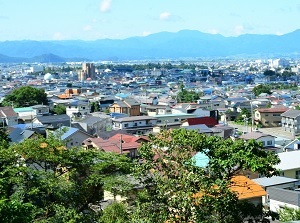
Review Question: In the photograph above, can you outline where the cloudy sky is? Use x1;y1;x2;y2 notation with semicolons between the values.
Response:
0;0;300;41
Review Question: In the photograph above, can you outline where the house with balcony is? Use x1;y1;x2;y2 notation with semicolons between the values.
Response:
254;107;289;127
281;109;300;135
112;116;157;135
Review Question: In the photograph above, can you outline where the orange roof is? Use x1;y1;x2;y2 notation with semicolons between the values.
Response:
230;176;266;200
193;176;266;200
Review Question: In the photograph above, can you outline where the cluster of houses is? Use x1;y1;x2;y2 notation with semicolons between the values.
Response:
2;59;300;216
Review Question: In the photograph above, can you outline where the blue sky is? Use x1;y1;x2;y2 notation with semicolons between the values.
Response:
0;0;300;41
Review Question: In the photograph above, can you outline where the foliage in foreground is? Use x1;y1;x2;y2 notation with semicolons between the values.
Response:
0;129;132;222
131;129;280;223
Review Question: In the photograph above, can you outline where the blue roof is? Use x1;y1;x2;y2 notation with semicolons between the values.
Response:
192;152;209;168
56;127;78;140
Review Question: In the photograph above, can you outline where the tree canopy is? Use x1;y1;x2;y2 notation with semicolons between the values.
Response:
252;84;272;97
176;83;203;103
0;130;132;222
2;86;48;107
132;129;280;223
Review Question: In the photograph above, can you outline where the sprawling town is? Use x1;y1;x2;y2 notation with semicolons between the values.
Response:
2;58;300;222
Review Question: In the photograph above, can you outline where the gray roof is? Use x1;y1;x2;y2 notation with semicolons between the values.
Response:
182;124;213;133
239;131;273;140
9;127;35;143
281;109;300;118
124;98;140;106
253;176;299;187
79;116;101;124
113;100;129;107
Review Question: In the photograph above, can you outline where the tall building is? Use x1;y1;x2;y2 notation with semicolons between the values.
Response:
79;63;95;81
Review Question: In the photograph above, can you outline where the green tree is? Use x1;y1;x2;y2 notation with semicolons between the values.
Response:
278;206;300;222
0;131;132;222
252;84;272;97
52;104;66;115
176;83;203;103
2;86;48;107
99;202;130;223
132;129;280;223
90;102;100;113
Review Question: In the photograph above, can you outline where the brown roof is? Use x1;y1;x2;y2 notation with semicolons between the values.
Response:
257;108;289;113
0;106;17;117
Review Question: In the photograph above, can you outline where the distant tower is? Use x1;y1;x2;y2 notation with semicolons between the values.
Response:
79;63;95;81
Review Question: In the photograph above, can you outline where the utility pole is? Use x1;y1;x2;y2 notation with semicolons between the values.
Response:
119;134;123;154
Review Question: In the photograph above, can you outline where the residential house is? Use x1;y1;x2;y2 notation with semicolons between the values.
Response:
276;150;300;179
145;105;172;116
197;95;226;110
31;105;50;116
267;187;300;212
8;127;36;144
74;114;112;135
239;132;279;152
182;124;213;136
82;134;148;158
33;114;71;130
109;98;140;116
66;100;90;117
14;107;35;123
281;109;300;135
253;176;300;209
112;116;157;135
55;126;92;148
152;113;196;133
254;107;289;127
210;125;235;139
0;106;18;127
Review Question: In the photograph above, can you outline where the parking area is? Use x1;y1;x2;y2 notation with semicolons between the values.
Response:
227;122;295;140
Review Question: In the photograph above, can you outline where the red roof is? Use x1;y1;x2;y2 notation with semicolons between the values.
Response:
186;117;218;127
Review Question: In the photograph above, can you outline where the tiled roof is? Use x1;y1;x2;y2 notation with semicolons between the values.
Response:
113;116;157;122
230;176;266;199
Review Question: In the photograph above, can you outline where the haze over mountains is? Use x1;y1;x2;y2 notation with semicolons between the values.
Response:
0;29;300;63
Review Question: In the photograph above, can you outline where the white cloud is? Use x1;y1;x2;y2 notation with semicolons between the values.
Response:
83;25;92;31
208;29;219;35
234;25;244;36
142;31;152;36
53;32;63;40
160;12;171;20
100;0;112;13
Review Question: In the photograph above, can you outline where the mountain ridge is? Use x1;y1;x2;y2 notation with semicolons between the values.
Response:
0;29;300;62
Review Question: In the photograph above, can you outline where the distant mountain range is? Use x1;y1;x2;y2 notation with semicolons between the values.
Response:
0;29;300;63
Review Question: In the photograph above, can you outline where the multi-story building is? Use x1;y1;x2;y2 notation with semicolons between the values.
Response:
281;109;300;135
79;63;95;81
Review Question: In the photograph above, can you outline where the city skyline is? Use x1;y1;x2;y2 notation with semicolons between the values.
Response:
0;0;300;41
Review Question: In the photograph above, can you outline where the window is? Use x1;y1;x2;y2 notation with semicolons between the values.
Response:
267;140;273;146
273;114;280;117
157;120;162;123
124;124;128;128
174;118;179;122
82;107;85;109
296;170;300;179
265;114;269;117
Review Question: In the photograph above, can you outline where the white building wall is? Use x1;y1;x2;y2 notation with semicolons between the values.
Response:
270;199;299;212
